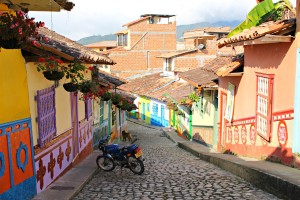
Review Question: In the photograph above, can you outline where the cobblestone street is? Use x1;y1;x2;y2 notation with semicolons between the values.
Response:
73;122;280;200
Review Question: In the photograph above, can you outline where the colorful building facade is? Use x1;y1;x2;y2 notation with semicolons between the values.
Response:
217;18;299;167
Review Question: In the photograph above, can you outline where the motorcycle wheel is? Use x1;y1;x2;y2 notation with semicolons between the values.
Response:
127;156;144;175
96;156;115;171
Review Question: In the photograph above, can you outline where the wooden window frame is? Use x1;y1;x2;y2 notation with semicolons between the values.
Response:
255;72;274;141
35;86;56;147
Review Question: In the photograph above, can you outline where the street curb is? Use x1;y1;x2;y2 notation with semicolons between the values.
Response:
161;129;178;144
69;168;99;199
177;142;300;200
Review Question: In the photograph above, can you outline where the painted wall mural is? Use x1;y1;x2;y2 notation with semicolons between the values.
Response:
34;134;73;193
222;110;294;166
0;119;36;200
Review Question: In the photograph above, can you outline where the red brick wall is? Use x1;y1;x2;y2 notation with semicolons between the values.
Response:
110;19;176;78
174;51;216;70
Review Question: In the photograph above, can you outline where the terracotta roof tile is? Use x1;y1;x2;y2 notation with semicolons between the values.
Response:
29;27;115;65
179;56;244;86
218;18;296;48
118;73;173;95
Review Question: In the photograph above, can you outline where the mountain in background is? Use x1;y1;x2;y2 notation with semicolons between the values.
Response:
77;20;241;45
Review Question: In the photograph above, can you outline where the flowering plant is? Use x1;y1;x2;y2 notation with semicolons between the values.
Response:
65;62;86;83
36;56;65;81
0;9;45;49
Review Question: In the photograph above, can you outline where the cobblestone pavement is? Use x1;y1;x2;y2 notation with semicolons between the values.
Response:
73;122;280;200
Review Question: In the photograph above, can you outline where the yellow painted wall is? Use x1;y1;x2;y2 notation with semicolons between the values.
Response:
192;91;215;127
140;97;151;124
26;62;72;145
0;49;31;124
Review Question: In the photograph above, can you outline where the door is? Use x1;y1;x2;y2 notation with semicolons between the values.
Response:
218;92;227;151
70;93;79;157
142;103;146;120
161;105;165;126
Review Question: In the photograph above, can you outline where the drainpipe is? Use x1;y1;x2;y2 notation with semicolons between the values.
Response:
293;0;300;153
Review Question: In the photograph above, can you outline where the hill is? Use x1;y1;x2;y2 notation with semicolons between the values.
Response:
77;20;241;45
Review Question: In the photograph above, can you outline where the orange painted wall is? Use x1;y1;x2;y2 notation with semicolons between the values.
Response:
219;41;296;120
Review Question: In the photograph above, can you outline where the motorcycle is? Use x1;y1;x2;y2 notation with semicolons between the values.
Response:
96;134;145;175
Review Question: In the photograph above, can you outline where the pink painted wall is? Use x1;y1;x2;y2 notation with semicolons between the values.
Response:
219;41;296;120
218;41;297;167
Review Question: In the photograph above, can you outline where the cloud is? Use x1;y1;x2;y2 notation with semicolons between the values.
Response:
29;0;296;41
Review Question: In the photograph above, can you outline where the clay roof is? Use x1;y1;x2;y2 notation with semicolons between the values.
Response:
154;81;192;102
123;16;151;27
218;18;296;48
27;27;115;65
179;56;244;86
97;70;126;86
186;27;231;33
157;49;197;59
85;41;117;48
118;73;173;96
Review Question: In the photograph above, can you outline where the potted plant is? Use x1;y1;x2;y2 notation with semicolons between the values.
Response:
36;56;65;81
111;93;121;105
0;9;45;49
79;80;97;94
101;91;111;101
63;62;86;92
120;100;131;111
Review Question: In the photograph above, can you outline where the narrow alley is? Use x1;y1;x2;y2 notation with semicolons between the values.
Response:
72;121;279;200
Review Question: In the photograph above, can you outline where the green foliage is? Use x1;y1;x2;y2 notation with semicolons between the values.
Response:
111;93;121;105
188;92;200;102
228;0;275;38
65;62;86;83
180;98;187;104
228;0;295;38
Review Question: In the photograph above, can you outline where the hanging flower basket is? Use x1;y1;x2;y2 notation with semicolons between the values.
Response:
111;93;121;105
79;81;92;93
0;38;20;49
120;100;131;111
43;70;65;81
0;10;45;49
63;82;78;92
101;92;111;101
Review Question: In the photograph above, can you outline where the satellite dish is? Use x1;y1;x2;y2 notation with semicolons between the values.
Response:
198;44;205;50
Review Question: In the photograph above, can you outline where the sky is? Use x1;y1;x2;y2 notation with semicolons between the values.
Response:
29;0;297;41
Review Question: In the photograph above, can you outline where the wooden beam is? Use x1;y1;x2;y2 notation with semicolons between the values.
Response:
243;35;293;46
226;72;244;77
36;44;75;61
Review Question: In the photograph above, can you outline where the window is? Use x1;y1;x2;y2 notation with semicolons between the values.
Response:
255;73;274;141
117;33;128;46
85;98;92;119
100;101;104;124
152;103;158;116
165;58;173;72
36;86;56;147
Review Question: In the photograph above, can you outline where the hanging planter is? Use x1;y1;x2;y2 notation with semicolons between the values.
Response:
0;38;20;49
0;10;45;49
79;80;94;93
111;93;121;105
63;82;78;92
43;70;65;81
101;92;111;101
120;100;131;111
